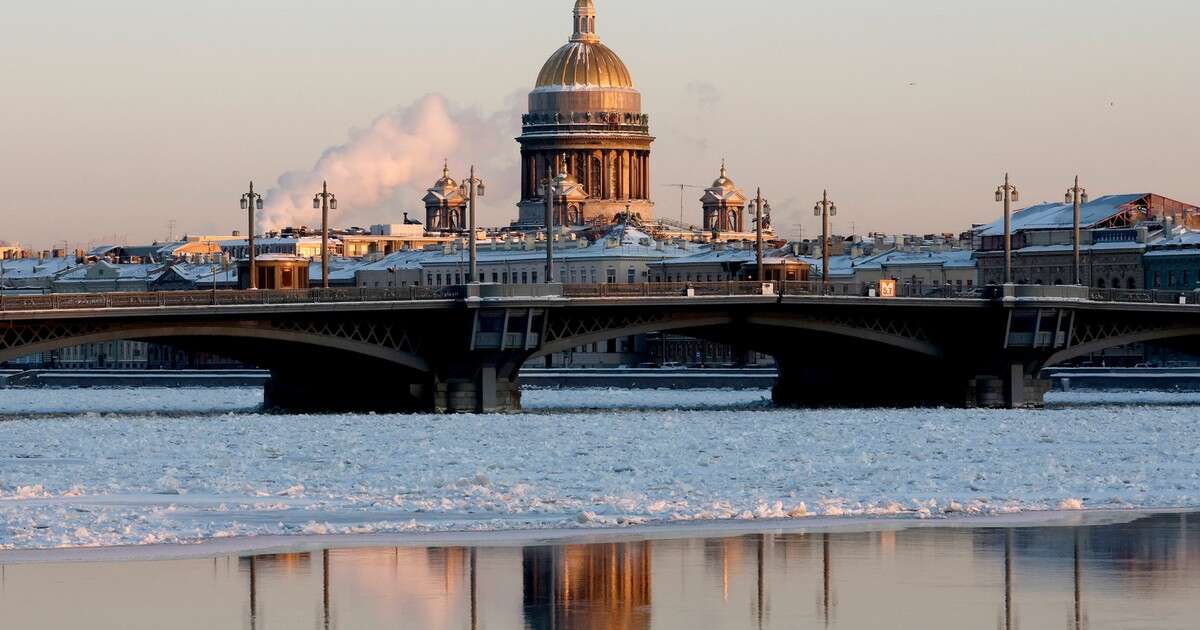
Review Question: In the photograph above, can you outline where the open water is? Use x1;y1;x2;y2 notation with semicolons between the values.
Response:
1;511;1197;629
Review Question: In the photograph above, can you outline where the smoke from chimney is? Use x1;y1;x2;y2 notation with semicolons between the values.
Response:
261;93;521;232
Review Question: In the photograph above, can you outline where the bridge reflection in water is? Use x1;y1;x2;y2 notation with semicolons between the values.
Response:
1;513;1198;629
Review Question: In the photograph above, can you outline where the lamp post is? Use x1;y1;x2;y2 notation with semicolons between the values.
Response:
458;166;486;283
995;174;1020;285
312;182;338;289
543;165;555;284
1065;176;1089;286
747;190;771;282
543;157;570;284
814;191;838;294
240;182;264;290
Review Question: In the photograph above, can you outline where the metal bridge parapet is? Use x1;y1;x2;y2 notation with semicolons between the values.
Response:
3;283;1200;314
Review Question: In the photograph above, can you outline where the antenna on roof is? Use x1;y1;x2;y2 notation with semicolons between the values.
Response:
662;184;703;226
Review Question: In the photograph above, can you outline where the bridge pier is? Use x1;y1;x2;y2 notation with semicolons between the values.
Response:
970;361;1050;409
432;364;522;414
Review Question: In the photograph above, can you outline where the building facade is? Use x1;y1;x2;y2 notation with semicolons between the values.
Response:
974;193;1199;287
976;228;1152;289
515;0;655;227
1144;231;1200;291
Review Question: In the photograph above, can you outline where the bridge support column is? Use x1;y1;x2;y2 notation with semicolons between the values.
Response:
970;361;1050;409
432;355;524;414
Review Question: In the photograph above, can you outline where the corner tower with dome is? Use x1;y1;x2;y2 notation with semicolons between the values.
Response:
516;0;655;228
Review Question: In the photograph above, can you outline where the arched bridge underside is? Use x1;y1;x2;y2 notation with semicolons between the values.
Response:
2;295;1198;412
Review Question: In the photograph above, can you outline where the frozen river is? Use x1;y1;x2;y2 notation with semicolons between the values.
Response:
0;387;1198;551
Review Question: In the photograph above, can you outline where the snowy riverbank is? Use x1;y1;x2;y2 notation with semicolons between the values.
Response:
1;388;1198;550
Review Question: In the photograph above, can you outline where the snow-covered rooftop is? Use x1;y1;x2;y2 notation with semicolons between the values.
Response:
1145;230;1200;257
976;194;1148;237
853;249;977;270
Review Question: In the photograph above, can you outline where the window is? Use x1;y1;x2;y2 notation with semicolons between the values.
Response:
607;268;617;284
492;273;499;283
1169;271;1177;287
427;273;433;286
1154;272;1161;288
502;272;509;284
532;272;538;284
521;272;528;284
1185;271;1191;288
628;269;636;284
1128;277;1136;290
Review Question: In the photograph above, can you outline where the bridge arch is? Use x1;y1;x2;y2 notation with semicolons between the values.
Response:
1045;327;1200;367
0;322;431;373
533;308;943;361
534;314;737;358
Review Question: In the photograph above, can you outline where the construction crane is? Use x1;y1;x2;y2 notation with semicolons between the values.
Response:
661;183;704;227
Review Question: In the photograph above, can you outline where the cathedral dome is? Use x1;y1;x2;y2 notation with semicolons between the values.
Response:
536;41;634;89
534;0;634;91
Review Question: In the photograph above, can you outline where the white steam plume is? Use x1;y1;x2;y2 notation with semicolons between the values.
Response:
261;93;522;232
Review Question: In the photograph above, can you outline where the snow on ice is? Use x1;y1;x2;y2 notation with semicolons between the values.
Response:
0;387;1198;549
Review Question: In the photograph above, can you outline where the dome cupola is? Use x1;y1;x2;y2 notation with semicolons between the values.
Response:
534;0;635;91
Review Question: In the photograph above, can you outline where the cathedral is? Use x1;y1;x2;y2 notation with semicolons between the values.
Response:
421;1;771;240
514;0;655;228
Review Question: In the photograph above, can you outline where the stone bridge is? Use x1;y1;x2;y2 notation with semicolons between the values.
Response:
2;284;1198;412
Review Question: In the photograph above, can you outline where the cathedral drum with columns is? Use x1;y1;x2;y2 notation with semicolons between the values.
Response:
516;0;655;228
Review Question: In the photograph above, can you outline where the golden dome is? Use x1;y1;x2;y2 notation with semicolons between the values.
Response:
535;0;634;90
711;160;736;188
536;41;634;89
433;160;457;189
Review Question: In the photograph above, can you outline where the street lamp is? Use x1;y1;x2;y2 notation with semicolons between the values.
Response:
543;156;571;284
814;191;838;293
312;182;338;289
457;166;486;283
240;182;264;289
1065;176;1089;286
747;190;771;282
995;174;1020;285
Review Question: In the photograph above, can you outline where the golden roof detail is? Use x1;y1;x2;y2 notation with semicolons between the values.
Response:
536;41;634;89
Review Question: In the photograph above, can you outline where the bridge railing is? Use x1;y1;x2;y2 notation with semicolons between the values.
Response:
1088;288;1200;305
0;286;469;313
4;283;1198;313
560;281;983;299
779;281;983;299
561;282;781;298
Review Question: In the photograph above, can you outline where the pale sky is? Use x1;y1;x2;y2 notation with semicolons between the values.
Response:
2;0;1198;249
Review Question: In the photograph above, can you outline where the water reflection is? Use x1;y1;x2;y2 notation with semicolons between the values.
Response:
523;542;652;629
2;513;1198;629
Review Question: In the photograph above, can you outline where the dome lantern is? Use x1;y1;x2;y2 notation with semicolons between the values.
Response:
572;0;598;43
